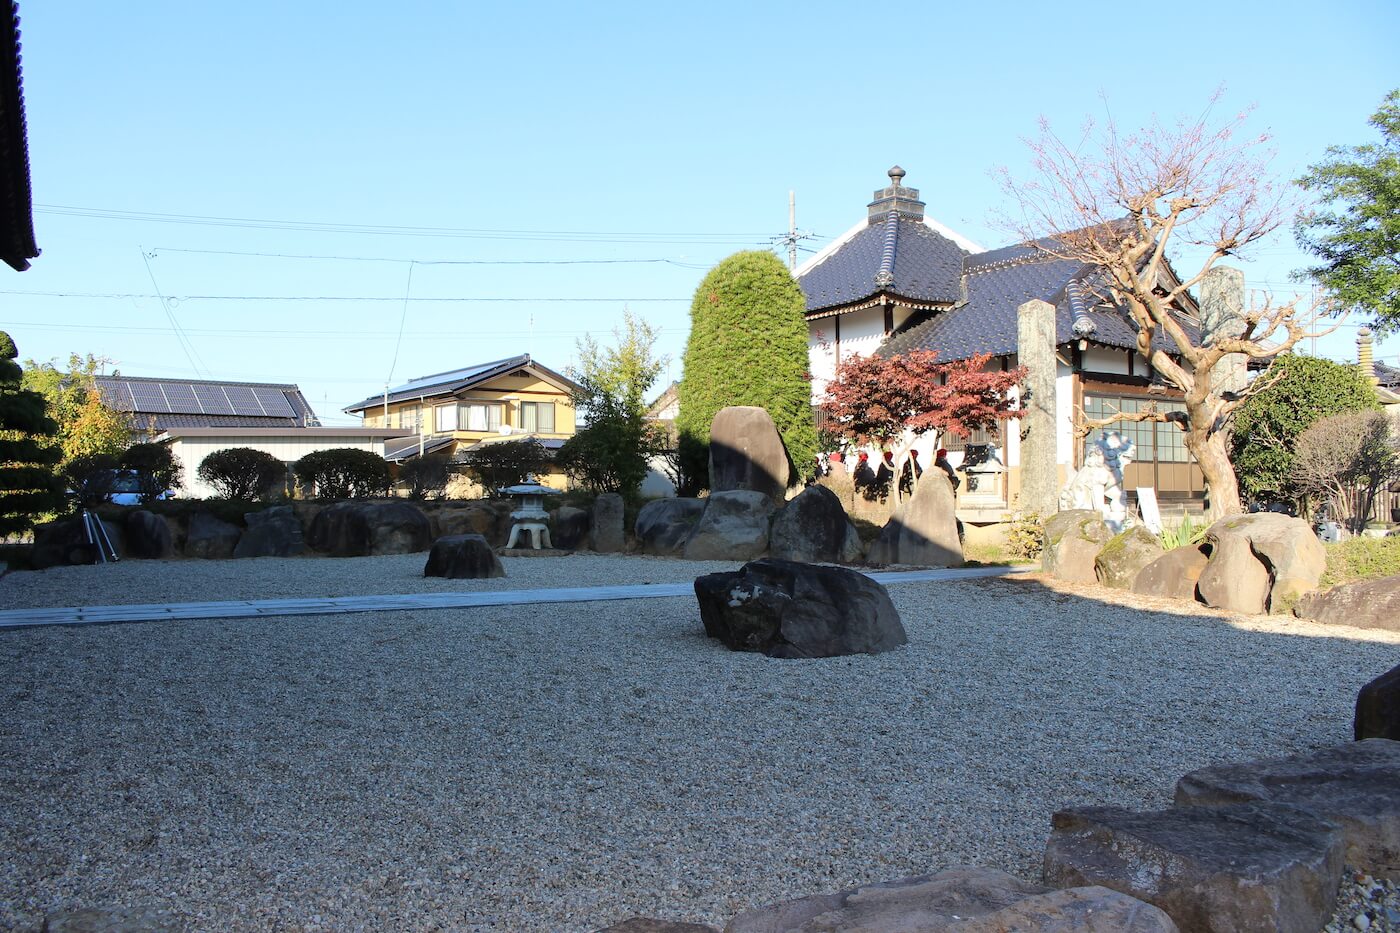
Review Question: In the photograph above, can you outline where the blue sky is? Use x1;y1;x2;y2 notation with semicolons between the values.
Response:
6;1;1397;425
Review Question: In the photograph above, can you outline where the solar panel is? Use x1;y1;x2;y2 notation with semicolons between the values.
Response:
222;385;261;416
192;383;236;415
97;380;135;411
161;383;201;413
127;382;172;413
251;387;296;418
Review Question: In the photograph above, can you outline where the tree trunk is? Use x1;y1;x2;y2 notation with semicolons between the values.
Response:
1184;426;1243;522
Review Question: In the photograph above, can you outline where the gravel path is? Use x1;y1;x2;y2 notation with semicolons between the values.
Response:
1;556;1396;931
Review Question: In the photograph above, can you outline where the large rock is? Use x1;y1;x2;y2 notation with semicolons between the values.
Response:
1043;803;1345;933
233;506;305;558
550;505;591;550
184;510;241;559
709;405;790;500
1132;545;1210;601
1208;513;1326;607
123;509;174;559
768;484;863;564
306;501;431;557
1357;664;1400;741
1041;510;1112;584
31;515;125;568
683;490;775;562
1174;739;1400;880
1294;573;1400;632
694;558;906;658
436;503;510;547
635;498;706;556
1094;526;1166;590
725;867;1177;932
423;534;505;579
1195;529;1270;614
592;492;626;553
865;472;962;568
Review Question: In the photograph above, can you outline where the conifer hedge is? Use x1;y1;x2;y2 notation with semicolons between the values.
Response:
0;331;66;536
675;250;817;488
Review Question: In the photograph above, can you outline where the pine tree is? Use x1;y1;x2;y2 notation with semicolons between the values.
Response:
0;332;66;537
676;250;817;488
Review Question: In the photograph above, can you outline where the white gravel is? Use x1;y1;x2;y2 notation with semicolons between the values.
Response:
2;556;1397;931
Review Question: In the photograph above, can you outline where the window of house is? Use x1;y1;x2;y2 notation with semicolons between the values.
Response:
1082;395;1191;462
463;402;503;432
434;403;458;433
520;401;555;434
395;407;420;433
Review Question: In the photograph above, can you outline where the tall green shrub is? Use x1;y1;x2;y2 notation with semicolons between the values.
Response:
198;447;285;500
293;448;391;499
676;250;817;489
0;331;66;536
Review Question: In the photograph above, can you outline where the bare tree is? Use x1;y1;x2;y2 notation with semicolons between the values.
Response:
999;99;1330;519
1292;410;1400;531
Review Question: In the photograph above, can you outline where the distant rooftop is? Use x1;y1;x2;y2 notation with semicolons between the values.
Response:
344;354;578;413
96;375;320;431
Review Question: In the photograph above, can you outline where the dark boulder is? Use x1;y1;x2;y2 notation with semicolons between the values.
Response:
550;505;591;550
435;502;510;547
709;405;790;501
865;472;961;568
634;498;705;556
423;534;505;579
306;501;431;557
234;506;305;558
768;484;863;564
694;558;906;658
1357;665;1400;742
184;511;242;559
31;515;124;568
591;492;625;553
123;509;174;559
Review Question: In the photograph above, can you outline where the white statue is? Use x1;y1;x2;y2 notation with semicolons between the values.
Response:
1059;431;1136;533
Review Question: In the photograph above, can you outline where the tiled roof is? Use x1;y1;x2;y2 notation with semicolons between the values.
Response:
0;3;37;271
96;375;319;429
798;214;967;313
1376;361;1400;388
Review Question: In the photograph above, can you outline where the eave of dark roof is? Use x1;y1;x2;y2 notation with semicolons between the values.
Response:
798;215;967;313
1376;361;1400;388
0;3;37;271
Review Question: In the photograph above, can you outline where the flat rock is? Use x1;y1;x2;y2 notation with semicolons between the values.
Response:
1294;574;1400;632
1174;739;1400;880
865;472;962;568
1132;545;1209;601
1196;528;1269;614
596;920;720;933
695;558;906;658
423;534;505;579
1042;510;1112;585
635;498;706;556
1357;664;1400;741
725;866;1177;932
1094;526;1166;590
591;492;626;553
1044;803;1344;933
709;405;790;500
768;484;863;564
683;490;775;562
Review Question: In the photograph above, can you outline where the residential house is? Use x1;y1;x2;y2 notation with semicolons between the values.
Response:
796;167;1209;522
343;354;579;490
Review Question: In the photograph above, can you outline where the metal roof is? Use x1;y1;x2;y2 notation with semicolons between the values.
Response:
344;354;579;413
383;434;455;462
96;375;320;429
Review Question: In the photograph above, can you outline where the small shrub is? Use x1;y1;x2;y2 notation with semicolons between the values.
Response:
1158;513;1208;551
397;454;452;500
1320;535;1400;587
62;453;120;509
119;443;184;503
294;448;391;499
197;447;285;501
1005;511;1043;561
460;438;548;494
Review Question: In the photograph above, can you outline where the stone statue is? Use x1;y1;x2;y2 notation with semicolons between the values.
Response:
1059;432;1136;532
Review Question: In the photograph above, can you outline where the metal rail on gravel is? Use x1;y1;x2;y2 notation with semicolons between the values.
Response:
0;565;1031;630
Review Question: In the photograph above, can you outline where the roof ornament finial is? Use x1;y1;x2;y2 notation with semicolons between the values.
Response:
888;165;906;186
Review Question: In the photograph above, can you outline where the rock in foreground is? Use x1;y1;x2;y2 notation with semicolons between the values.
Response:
423;534;505;580
1356;664;1400;742
694;558;905;659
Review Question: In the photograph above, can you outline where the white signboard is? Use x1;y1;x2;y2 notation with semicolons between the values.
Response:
1136;487;1162;534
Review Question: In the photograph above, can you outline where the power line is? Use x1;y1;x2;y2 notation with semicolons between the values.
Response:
148;246;715;268
139;248;210;378
0;289;689;303
0;318;689;338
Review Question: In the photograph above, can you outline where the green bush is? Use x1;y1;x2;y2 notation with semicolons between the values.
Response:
294;448;391;499
62;453;120;509
120;442;184;503
197;447;286;501
460;438;549;494
1320;535;1400;587
1005;511;1044;561
396;454;451;500
1158;513;1208;550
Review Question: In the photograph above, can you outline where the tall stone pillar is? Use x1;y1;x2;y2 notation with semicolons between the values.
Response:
1199;266;1247;397
1017;298;1058;516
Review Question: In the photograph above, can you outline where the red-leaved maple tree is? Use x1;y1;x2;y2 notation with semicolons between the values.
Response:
819;350;1025;497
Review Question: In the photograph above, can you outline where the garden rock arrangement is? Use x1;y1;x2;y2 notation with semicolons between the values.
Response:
767;484;862;565
306;501;433;557
694;558;906;658
865;471;962;568
1041;510;1114;585
1356;664;1400;741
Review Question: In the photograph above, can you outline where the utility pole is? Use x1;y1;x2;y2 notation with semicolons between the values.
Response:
775;190;814;271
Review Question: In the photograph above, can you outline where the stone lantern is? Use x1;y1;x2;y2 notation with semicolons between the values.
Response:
499;473;558;549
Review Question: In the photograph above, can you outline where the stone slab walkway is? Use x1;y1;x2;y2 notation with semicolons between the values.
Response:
0;565;1028;630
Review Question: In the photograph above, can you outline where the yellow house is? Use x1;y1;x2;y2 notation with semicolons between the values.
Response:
343;354;579;490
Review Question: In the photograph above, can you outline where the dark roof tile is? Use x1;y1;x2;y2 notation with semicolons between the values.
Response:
799;216;966;312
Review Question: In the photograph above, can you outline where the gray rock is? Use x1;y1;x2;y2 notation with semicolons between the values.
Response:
1196;528;1270;614
423;534;505;579
1041;510;1112;584
550;505;591;550
123;509;173;559
1208;512;1326;607
1175;739;1400;880
1094;526;1166;590
1356;664;1400;741
1044;802;1345;933
1295;574;1400;633
634;498;706;556
184;510;241;559
1132;545;1209;601
683;490;775;562
725;866;1177;932
865;472;962;568
234;506;305;558
694;558;906;658
595;920;719;933
591;492;626;553
305;501;431;557
436;503;510;547
768;484;863;564
709;405;790;500
31;515;124;568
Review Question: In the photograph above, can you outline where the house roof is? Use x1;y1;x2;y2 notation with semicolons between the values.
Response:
96;375;320;431
344;353;579;413
383;433;455;462
1376;361;1400;388
799;213;968;313
0;3;37;271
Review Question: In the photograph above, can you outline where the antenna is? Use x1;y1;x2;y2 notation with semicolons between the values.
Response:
773;190;815;270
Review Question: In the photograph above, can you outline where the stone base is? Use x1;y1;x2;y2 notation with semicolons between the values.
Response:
498;547;572;558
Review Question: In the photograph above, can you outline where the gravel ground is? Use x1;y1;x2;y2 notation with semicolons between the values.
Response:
1;556;1397;931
